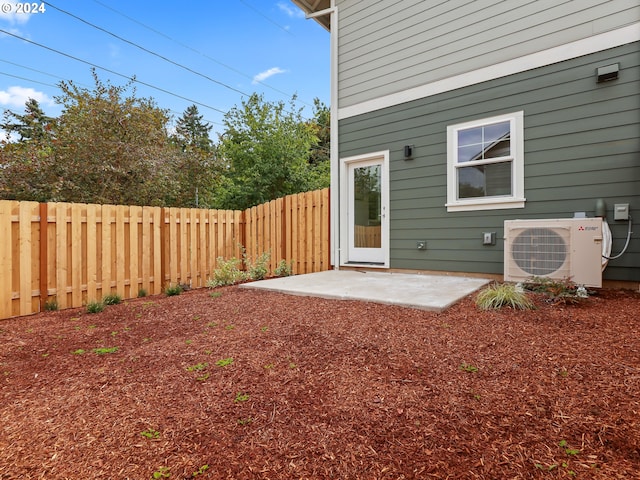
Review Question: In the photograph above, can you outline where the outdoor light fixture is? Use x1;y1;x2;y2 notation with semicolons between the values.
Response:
596;63;619;83
404;145;413;159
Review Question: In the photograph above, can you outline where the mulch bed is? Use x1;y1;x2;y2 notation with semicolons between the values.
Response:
1;285;639;479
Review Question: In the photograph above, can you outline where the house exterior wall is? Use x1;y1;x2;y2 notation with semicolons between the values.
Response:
338;42;640;282
336;0;640;109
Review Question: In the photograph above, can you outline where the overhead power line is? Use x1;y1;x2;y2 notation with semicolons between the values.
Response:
90;0;298;102
0;58;221;126
44;1;251;98
0;29;227;115
238;0;294;36
0;71;57;89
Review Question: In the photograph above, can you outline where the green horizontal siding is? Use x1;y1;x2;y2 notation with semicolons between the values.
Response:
337;0;640;108
339;42;640;282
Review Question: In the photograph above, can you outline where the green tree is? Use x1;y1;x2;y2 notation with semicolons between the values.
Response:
173;104;213;152
0;98;59;201
169;104;220;207
305;98;330;191
308;98;330;166
1;98;54;142
0;140;62;201
215;93;321;210
0;71;188;205
51;71;179;205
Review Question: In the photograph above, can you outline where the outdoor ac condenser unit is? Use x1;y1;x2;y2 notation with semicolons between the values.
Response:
504;218;603;288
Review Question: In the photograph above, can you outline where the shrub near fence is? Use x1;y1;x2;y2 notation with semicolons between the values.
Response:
0;188;330;320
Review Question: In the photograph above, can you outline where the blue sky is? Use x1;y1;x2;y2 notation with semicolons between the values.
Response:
0;0;329;137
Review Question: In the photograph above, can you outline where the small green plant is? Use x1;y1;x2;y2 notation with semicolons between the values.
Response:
559;439;580;456
186;362;208;372
138;288;147;298
152;466;170;479
71;349;86;355
209;291;223;299
102;293;122;305
44;298;59;311
207;256;247;287
93;346;119;355
140;428;160;439
86;301;105;313
215;357;234;367
459;363;479;373
234;392;250;403
521;277;588;304
244;249;271;280
274;259;294;277
475;283;535;310
260;326;268;332
164;284;183;296
237;418;253;426
192;465;209;477
196;373;210;382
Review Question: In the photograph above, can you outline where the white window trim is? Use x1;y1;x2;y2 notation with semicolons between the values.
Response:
446;111;525;212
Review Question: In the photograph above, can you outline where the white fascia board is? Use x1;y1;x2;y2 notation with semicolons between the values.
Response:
338;23;640;120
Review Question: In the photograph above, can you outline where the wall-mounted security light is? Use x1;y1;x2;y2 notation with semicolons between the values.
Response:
596;63;619;83
404;145;413;159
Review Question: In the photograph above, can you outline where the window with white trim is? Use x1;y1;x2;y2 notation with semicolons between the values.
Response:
446;111;525;211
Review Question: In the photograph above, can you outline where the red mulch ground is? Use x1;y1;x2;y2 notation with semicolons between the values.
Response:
1;284;639;479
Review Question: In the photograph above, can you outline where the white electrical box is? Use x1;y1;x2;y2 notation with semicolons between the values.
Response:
614;204;629;221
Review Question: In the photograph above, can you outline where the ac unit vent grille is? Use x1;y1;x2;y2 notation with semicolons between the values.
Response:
511;227;568;276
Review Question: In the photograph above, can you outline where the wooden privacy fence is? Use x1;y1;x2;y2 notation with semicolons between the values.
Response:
0;188;330;320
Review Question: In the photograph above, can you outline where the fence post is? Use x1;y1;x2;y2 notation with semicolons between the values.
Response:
39;202;48;311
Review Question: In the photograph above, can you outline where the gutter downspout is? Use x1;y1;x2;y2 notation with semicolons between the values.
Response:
304;3;339;270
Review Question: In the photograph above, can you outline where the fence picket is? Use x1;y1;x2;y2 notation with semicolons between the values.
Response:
0;202;14;318
86;204;97;304
18;202;33;315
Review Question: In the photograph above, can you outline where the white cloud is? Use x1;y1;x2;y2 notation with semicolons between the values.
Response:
0;86;54;108
252;67;286;84
277;2;305;19
0;1;35;25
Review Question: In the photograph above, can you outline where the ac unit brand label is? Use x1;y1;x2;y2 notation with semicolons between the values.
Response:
578;226;599;231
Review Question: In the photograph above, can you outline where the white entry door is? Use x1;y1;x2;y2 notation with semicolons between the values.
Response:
344;153;388;265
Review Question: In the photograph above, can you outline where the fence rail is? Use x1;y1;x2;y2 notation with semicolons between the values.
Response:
0;188;330;320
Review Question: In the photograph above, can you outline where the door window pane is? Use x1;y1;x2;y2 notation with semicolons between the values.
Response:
353;165;381;248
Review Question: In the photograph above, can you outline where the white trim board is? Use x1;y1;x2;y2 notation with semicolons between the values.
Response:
338;23;640;120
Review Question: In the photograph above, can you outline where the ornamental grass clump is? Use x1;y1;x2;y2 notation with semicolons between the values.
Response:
475;283;535;310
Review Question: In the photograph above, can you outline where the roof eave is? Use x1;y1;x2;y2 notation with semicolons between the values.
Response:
290;0;331;31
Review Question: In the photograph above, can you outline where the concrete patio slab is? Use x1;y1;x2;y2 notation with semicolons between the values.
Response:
240;270;491;312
